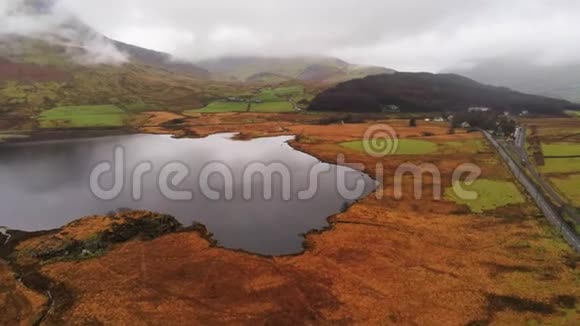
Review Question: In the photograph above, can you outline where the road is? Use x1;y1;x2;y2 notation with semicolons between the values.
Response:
289;97;302;111
483;131;580;252
509;127;580;225
514;126;526;154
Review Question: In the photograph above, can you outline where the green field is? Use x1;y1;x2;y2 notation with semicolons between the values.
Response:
439;139;487;154
38;105;126;128
550;174;580;206
256;88;285;102
341;139;439;155
193;101;249;113
273;86;304;98
565;110;580;117
541;158;580;173
542;142;580;157
187;100;294;113
250;87;298;112
257;86;304;101
184;86;299;114
251;101;295;112
445;179;526;213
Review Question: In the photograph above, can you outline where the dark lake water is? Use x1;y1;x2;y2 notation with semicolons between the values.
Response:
0;133;375;255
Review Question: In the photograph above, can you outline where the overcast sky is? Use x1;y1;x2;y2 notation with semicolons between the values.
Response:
4;0;580;71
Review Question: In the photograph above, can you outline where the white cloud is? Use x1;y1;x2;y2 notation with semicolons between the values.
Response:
5;0;580;70
0;0;128;65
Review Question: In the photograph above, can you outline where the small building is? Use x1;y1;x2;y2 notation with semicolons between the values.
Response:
381;104;400;113
227;97;241;102
434;117;445;122
468;107;491;113
460;121;471;128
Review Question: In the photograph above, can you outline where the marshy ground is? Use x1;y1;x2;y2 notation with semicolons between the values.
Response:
1;113;579;325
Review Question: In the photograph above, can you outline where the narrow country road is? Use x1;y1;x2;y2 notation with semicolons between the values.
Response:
289;97;302;111
512;127;580;225
483;131;580;252
514;126;526;155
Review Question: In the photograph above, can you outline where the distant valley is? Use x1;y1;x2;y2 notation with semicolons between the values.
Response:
197;56;394;83
449;59;580;103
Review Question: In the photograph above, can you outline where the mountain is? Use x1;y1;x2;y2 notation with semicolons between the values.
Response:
0;36;246;125
197;56;394;83
245;72;291;83
110;40;209;79
0;0;220;128
308;72;580;114
448;59;580;103
0;40;216;129
0;34;218;129
3;0;209;78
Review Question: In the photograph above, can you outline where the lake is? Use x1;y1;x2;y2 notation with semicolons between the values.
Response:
0;133;375;255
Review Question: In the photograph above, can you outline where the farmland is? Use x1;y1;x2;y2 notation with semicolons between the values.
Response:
522;117;580;209
541;158;580;173
551;175;580;206
340;138;488;156
194;101;249;113
250;101;294;112
190;99;294;114
37;105;127;128
187;85;305;114
542;142;580;157
445;179;525;213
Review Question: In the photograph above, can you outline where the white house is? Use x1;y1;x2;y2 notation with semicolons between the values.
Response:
468;107;490;112
381;104;400;113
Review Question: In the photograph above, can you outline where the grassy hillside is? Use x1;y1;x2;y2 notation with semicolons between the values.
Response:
0;36;263;130
309;72;580;114
187;86;301;114
38;105;126;128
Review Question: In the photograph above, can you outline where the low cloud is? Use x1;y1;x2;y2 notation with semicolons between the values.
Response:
0;0;128;65
53;0;580;71
3;0;580;71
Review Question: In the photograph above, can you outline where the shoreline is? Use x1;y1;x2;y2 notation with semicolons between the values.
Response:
2;115;578;325
0;127;136;145
0;127;377;260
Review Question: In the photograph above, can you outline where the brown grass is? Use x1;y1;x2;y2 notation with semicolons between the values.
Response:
4;114;580;325
0;260;47;325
